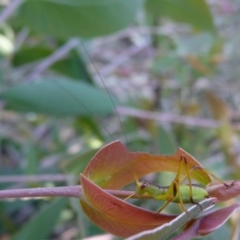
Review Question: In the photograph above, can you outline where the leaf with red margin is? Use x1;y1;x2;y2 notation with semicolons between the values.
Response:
80;174;176;237
174;203;240;239
207;180;240;202
198;203;240;236
83;141;211;189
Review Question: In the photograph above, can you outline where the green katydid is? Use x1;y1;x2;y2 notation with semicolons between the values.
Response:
126;155;234;213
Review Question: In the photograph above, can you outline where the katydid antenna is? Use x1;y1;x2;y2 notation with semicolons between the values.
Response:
79;40;128;145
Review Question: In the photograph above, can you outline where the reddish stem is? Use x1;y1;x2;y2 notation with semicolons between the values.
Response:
0;185;136;200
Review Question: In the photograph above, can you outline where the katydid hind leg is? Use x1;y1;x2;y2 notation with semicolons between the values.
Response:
171;154;195;207
190;165;231;188
178;156;210;205
180;155;195;204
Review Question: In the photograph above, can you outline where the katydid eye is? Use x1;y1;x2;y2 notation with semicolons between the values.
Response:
141;181;148;189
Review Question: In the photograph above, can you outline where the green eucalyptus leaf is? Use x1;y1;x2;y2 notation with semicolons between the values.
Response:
12;198;67;240
146;0;214;32
1;78;118;115
19;0;144;38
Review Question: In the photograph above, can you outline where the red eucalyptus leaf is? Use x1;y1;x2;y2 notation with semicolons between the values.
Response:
207;180;240;202
80;174;176;237
83;141;211;189
179;203;240;239
198;203;240;236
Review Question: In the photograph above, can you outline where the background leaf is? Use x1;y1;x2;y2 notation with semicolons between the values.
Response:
19;0;144;38
1;78;118;115
12;198;67;240
146;0;214;32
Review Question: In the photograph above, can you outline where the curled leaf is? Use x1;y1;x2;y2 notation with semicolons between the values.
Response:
83;141;211;189
207;180;240;202
80;174;176;237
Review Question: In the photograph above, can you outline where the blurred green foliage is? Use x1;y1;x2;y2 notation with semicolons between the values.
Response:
0;0;239;239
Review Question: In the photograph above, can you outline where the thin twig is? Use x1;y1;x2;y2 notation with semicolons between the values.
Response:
25;38;80;81
94;40;150;81
0;174;73;183
117;106;240;130
0;0;23;25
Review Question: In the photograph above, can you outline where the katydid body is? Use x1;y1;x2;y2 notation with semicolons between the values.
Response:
129;152;233;213
136;180;209;203
128;155;213;213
